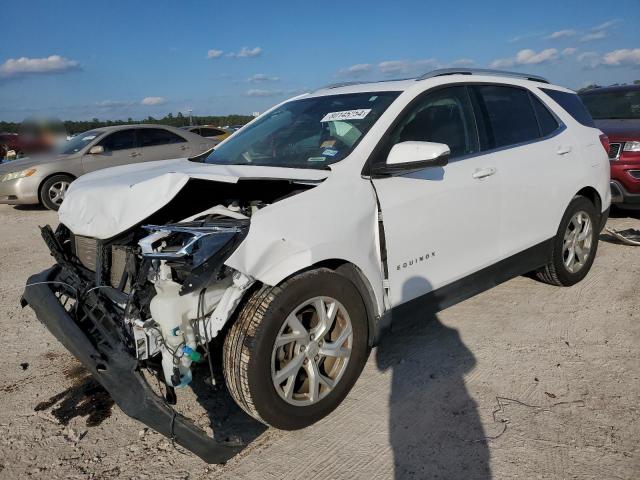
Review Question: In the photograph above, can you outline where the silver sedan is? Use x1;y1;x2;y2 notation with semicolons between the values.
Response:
0;124;216;210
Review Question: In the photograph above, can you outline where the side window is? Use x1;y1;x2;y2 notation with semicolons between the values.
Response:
541;88;595;127
98;129;137;151
388;86;479;159
530;94;560;137
139;128;187;147
471;85;540;149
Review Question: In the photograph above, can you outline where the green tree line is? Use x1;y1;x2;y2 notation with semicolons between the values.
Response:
0;112;255;135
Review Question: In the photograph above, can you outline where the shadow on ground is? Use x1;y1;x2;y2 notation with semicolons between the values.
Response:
377;277;491;479
190;363;267;446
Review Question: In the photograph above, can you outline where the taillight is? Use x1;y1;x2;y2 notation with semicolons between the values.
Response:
599;134;610;155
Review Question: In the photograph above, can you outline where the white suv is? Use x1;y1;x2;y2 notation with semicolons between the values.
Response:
24;68;610;463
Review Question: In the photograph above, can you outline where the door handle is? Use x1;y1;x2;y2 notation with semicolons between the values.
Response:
472;167;496;179
557;145;572;155
180;145;189;150
129;152;140;157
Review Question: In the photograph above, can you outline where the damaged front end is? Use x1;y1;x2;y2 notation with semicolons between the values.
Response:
22;207;257;463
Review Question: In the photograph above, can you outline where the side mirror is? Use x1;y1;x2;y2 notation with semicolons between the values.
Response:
373;141;450;176
88;145;104;155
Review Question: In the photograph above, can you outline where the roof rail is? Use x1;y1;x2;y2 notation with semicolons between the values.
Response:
416;68;549;84
318;81;370;90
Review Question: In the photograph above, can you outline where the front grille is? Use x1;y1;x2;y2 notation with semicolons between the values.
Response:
74;235;98;271
609;142;622;159
629;170;640;180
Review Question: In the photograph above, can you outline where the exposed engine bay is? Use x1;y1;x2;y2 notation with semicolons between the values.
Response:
23;177;317;462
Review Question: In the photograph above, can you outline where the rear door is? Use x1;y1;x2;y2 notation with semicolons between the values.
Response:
371;85;501;307
468;84;568;257
81;128;141;173
139;128;191;161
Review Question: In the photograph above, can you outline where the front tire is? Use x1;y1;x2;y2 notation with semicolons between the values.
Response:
536;196;599;286
40;174;73;211
223;268;369;429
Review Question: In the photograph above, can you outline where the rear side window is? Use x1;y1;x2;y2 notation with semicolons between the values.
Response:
541;89;595;127
140;128;187;147
99;129;137;151
471;85;540;149
530;94;560;136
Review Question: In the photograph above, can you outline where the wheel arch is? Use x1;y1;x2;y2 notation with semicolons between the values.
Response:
575;186;602;213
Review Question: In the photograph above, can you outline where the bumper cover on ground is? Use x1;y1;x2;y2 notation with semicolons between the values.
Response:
22;267;243;464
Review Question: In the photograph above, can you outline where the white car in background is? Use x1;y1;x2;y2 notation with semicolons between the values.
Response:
23;68;610;463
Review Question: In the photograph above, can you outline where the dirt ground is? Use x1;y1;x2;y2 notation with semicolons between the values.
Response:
0;203;638;479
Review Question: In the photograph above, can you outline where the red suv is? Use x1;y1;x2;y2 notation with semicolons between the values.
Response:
580;85;640;209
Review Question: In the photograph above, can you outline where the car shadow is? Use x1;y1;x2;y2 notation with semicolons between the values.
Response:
189;363;267;447
12;204;47;211
376;277;491;479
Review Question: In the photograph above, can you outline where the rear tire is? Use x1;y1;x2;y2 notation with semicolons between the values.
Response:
40;174;74;211
536;196;599;286
223;268;369;429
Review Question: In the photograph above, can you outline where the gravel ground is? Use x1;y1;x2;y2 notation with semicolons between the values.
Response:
0;203;638;479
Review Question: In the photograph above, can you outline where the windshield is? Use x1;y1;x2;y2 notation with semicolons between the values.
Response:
580;89;640;120
201;92;400;169
56;129;104;155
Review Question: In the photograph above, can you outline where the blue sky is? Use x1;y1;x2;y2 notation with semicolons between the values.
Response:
1;0;639;121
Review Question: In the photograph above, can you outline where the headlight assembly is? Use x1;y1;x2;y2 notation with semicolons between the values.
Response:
623;141;640;152
1;168;36;182
139;219;249;294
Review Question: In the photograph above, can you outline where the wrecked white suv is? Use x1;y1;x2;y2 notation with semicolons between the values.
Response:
23;69;610;463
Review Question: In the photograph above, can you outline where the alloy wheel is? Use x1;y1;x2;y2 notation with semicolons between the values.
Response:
271;296;353;406
48;180;70;206
562;211;593;274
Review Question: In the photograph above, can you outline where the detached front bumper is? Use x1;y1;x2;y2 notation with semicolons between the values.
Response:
21;266;243;464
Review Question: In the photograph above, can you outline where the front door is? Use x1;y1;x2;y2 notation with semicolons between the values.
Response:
82;128;142;173
371;85;501;307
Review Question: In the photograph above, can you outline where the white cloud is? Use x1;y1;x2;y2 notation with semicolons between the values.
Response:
490;48;558;68
227;47;262;58
338;63;373;77
378;58;438;75
545;29;576;40
592;20;619;31
562;47;578;56
244;88;282;97
141;96;167;106
601;48;640;67
580;30;607;42
0;55;80;79
248;73;280;83
207;49;223;59
577;51;601;68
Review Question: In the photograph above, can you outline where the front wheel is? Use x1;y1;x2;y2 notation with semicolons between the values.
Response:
536;196;599;286
223;268;369;429
40;174;74;211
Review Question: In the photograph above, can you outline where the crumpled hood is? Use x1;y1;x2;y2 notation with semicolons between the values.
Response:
59;158;329;239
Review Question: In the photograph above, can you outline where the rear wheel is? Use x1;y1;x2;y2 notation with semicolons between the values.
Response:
223;268;369;429
536;196;599;286
40;174;74;211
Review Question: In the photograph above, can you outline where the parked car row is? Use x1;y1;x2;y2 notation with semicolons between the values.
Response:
0;124;221;210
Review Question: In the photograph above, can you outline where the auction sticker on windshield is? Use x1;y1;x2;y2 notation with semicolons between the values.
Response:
321;109;371;122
